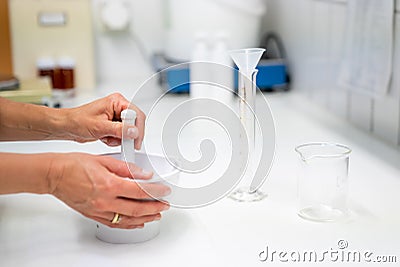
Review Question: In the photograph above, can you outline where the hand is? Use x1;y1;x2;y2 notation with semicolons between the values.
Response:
64;93;145;149
48;153;170;229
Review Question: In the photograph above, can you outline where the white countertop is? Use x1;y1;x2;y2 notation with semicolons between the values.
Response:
1;91;400;267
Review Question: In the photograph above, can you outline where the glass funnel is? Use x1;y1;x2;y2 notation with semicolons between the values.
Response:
228;48;266;202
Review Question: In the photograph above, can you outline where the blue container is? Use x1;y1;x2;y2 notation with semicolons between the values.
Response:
253;59;287;89
165;67;190;93
161;59;288;93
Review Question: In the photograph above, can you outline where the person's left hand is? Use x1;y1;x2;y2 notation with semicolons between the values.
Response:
62;93;145;149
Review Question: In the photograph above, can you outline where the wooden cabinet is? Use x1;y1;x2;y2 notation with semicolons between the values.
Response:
0;0;13;75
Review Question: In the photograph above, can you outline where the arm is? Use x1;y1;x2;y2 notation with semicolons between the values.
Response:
0;152;54;194
0;97;66;141
0;93;145;149
0;152;170;229
0;93;164;229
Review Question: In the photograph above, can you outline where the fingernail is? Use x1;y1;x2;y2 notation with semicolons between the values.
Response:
127;127;139;139
162;204;170;211
141;169;153;176
155;214;161;221
137;225;144;229
164;186;171;196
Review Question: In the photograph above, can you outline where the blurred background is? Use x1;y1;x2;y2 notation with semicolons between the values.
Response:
0;0;399;148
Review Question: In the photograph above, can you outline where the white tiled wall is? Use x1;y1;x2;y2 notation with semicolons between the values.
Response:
261;0;314;94
327;2;349;119
309;0;331;106
372;14;400;145
349;93;373;131
264;0;400;147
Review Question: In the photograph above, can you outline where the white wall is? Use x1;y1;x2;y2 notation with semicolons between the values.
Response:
90;0;400;148
91;0;165;83
261;0;313;93
263;0;400;148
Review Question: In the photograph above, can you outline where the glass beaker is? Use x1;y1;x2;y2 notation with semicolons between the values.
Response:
295;143;351;222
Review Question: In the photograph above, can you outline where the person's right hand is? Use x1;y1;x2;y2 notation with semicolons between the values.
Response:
48;153;170;229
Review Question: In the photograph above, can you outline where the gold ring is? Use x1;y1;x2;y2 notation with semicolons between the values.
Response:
111;213;121;224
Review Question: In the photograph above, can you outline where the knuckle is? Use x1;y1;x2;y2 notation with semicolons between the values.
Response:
90;198;105;210
94;174;118;196
91;121;103;136
110;92;123;100
136;187;150;199
156;202;167;212
130;206;144;217
106;178;120;194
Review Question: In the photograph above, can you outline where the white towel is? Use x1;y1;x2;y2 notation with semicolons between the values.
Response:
338;0;394;97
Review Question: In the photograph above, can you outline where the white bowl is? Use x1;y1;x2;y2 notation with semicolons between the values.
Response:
95;152;179;244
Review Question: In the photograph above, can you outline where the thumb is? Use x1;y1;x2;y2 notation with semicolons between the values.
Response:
98;155;153;180
98;155;132;178
99;121;122;139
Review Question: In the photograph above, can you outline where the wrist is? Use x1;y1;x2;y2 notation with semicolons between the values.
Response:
45;153;67;195
47;108;74;140
0;153;62;195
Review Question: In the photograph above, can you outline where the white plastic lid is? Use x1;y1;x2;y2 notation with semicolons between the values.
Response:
36;57;56;70
58;57;75;69
121;109;137;121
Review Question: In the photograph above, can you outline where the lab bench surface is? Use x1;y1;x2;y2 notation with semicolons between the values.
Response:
0;92;399;267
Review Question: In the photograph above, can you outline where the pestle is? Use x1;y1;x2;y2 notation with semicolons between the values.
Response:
121;109;137;163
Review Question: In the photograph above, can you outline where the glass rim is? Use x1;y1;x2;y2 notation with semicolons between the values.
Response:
295;142;352;161
228;48;266;55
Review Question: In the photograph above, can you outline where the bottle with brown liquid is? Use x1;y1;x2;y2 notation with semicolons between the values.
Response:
37;57;56;88
56;57;75;97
